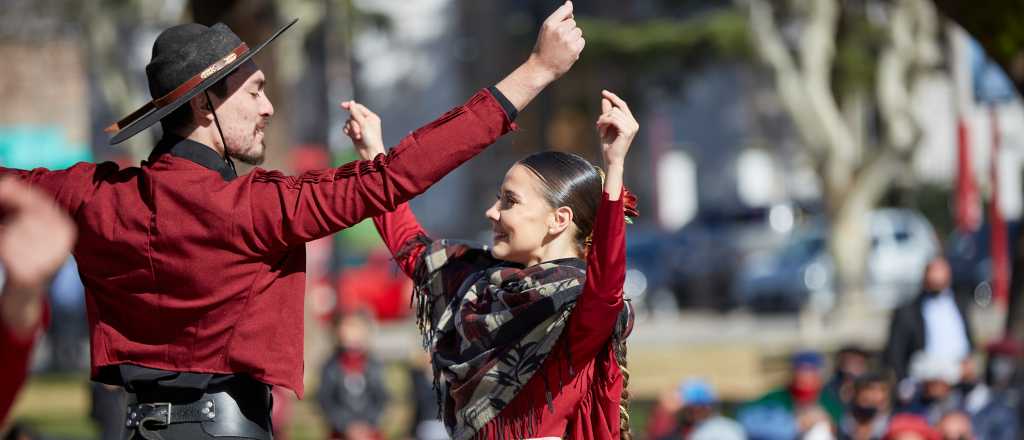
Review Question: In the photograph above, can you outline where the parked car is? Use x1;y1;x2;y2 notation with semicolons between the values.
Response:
624;228;674;313
663;207;790;311
733;209;939;313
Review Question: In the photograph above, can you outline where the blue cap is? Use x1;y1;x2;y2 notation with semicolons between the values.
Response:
791;351;824;370
679;379;716;406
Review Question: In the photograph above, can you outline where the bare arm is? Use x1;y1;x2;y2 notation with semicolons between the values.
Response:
596;90;639;200
341;0;586;154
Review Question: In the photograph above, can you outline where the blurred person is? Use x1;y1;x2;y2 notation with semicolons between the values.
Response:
897;352;961;424
839;374;892;440
646;379;745;440
0;178;76;423
46;258;87;372
739;351;844;440
882;414;940;440
316;310;389;440
797;406;837;440
883;257;973;382
963;338;1020;440
826;345;871;407
935;411;973;440
345;87;638;439
407;351;447;440
270;386;295;440
0;2;585;438
89;382;126;440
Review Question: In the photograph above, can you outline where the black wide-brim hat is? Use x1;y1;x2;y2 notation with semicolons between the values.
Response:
105;18;298;145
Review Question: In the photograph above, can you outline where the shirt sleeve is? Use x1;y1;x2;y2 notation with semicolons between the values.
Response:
372;203;429;279
0;162;105;217
247;88;516;252
565;191;626;362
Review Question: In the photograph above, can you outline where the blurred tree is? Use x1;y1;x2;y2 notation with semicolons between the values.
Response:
746;0;942;317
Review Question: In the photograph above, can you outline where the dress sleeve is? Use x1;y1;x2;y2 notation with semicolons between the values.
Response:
372;203;430;278
247;89;516;252
565;191;626;360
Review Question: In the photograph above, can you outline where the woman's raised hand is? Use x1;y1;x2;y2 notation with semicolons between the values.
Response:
595;90;638;200
341;100;385;161
596;90;638;168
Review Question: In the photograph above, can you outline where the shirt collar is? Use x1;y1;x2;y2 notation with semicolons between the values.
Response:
151;136;237;181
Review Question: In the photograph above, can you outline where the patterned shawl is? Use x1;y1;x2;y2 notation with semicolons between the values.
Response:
404;236;592;440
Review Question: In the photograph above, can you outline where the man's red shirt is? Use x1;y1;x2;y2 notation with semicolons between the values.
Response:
0;89;515;397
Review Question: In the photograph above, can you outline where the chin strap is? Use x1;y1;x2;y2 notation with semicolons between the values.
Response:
205;90;237;175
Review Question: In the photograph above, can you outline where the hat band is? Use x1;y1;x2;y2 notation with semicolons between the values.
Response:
153;42;250;108
104;42;250;134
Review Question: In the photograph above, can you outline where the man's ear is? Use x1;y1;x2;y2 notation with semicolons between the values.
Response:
549;206;574;235
189;93;213;127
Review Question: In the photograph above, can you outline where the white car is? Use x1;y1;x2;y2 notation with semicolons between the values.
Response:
733;209;939;312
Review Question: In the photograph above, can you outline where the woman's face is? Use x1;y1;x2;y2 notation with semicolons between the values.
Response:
485;164;562;265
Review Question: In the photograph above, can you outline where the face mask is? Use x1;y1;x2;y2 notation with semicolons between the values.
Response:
790;382;821;404
849;404;879;423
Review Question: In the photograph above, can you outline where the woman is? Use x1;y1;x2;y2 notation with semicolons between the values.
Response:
343;90;639;440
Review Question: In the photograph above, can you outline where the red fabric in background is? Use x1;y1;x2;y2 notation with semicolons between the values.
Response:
955;118;982;232
335;251;412;322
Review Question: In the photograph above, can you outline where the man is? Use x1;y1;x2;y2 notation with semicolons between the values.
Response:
825;345;871;407
646;379;745;440
967;338;1020;440
738;351;844;440
883;257;973;382
839;373;892;440
0;2;584;438
316;310;387;440
0;178;77;423
898;351;962;425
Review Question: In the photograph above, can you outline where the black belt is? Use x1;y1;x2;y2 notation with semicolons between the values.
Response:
124;384;272;440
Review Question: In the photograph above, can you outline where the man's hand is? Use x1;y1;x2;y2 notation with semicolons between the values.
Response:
0;178;75;337
341;100;385;161
495;1;585;112
529;1;585;81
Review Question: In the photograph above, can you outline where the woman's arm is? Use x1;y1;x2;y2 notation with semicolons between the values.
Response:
565;90;639;357
342;101;432;279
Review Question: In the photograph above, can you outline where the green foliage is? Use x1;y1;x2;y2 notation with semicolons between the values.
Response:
833;12;888;97
933;0;1024;93
578;8;751;65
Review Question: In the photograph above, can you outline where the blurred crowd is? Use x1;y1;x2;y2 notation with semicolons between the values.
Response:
644;256;1021;440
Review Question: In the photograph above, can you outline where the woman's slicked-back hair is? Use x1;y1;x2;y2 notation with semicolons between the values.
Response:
517;151;603;251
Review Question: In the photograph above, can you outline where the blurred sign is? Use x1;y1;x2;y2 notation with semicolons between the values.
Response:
736;149;780;207
657;149;697;231
0;125;92;169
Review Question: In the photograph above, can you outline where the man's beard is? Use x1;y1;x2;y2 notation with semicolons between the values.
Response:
228;142;266;165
